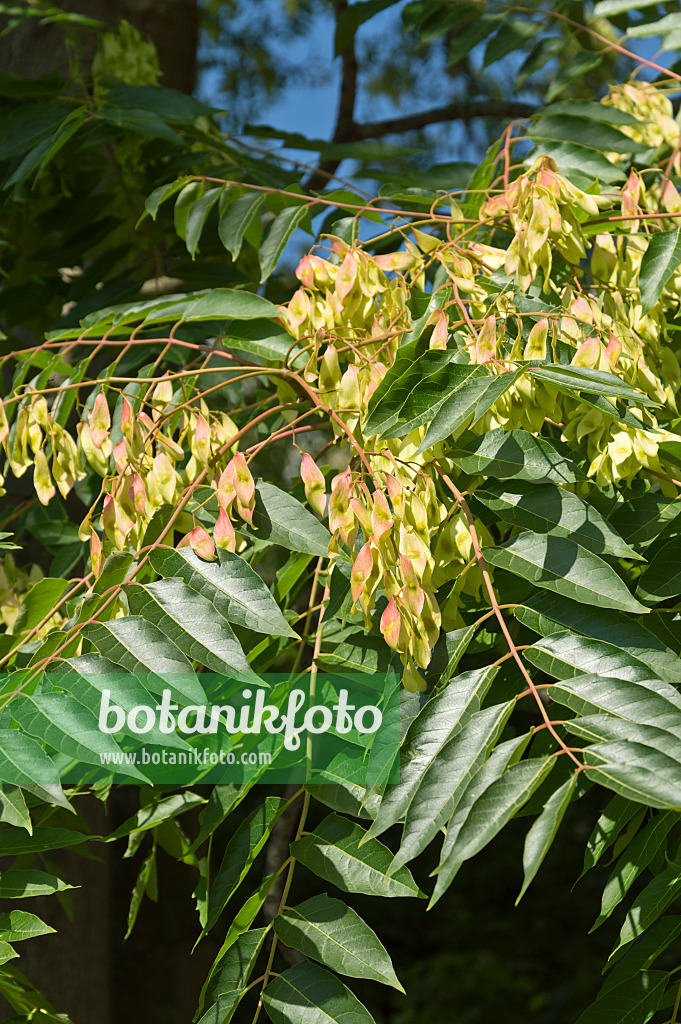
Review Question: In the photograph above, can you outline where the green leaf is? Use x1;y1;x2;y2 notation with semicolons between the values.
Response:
616;859;681;953
638;227;681;312
0;729;71;810
10;692;147;782
515;36;566;91
581;795;640;878
522;622;675;688
148;547;295;637
291;813;423;898
364;347;462;439
591;812;676;930
205;796;287;933
476;482;639;560
124;578;251;676
509;593;679;688
545;52;603;103
125;848;156;940
627;12;681;38
222;320;305;366
426;625;478;689
377;702;512;874
432;732;534;903
263;962;377;1024
53;655;190;751
485;534;647;614
574;971;667;1024
433;757;555;886
531;140;625;187
582;739;681;810
107;792;205;842
251;481;331;556
0;827;90;856
636;534;681;604
82;618;206;705
365;666;497;843
182;288;280;322
518;775;577;903
447;428;584;484
533;101;640;128
218;190;265;260
0;870;76;899
529;364;658;407
198;927;268;1024
0;942;18;966
259;205;310;282
448;14;504;66
274;894;403;991
483;19;540;67
0;911;54;943
527;115;646;155
0;785;31;833
319;628;394;674
185;187;222;257
593;0;659;14
416;369;523;452
202;870;280;977
145;177;191;219
187;785;248;855
13;578;68;634
602;915;681;991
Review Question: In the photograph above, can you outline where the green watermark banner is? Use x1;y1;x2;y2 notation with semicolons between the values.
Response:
11;669;402;787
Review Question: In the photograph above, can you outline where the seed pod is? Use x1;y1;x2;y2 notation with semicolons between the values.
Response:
0;399;8;447
319;345;341;405
475;315;497;364
155;431;185;459
232;453;255;525
120;397;134;439
90;530;103;578
400;555;424;617
287;288;310;332
214;508;236;552
402;660;426;693
351;541;375;605
181;525;216;562
335;251;358;302
606;331;622;369
524;318;548;361
371;490;393;541
329;469;355;544
217;461;237;511
151;375;173;410
429;309;448;350
572;336;601;369
129;473;147;515
374;251;420;272
53;427;83;497
79;422;110;477
152;452;176;504
300;453;326;517
90;393;111;448
380;596;402;650
190;413;211;465
33;449;56;506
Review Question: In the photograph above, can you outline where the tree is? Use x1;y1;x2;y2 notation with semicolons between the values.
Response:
2;3;681;1024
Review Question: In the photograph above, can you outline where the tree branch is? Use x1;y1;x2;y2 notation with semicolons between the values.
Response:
351;99;536;140
305;91;535;191
305;0;358;192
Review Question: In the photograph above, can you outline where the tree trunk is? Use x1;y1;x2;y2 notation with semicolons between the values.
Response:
0;0;198;94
